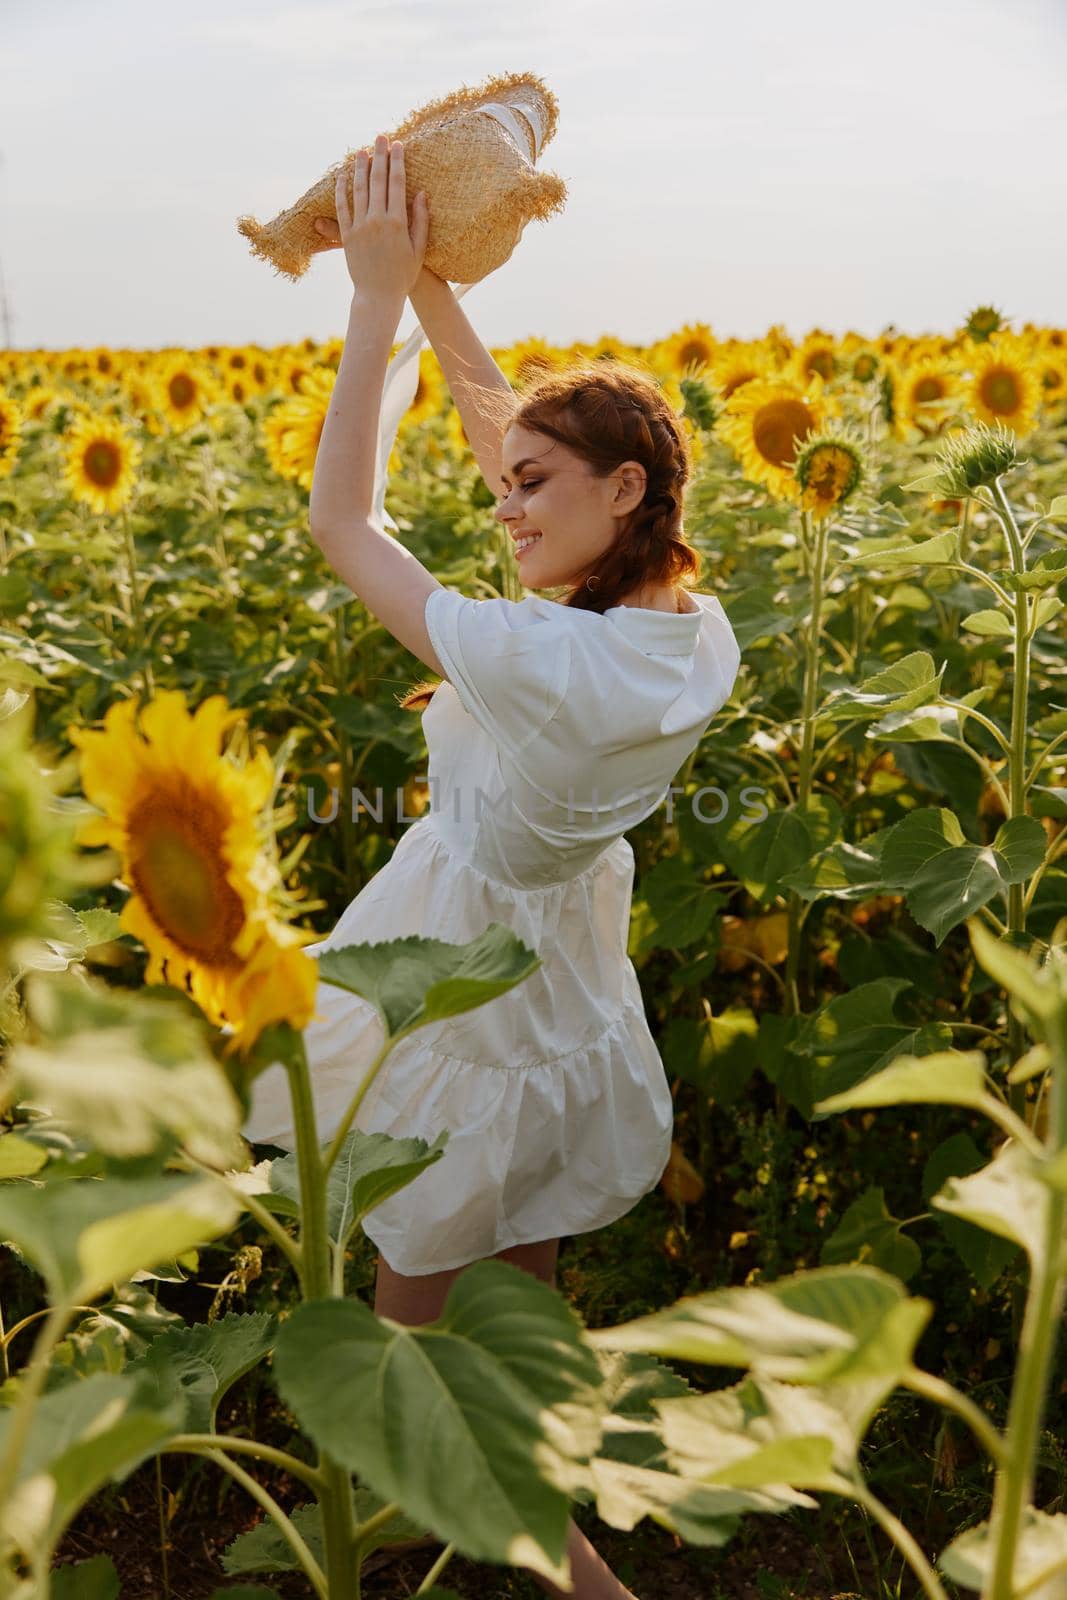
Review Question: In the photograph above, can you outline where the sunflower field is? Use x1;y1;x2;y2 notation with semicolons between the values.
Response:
1;306;1067;1600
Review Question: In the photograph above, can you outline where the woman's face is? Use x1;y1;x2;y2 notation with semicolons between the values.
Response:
494;424;647;590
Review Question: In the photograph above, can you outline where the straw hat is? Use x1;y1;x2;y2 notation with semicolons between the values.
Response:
236;69;566;285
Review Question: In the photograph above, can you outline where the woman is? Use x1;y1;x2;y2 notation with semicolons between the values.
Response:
243;137;742;1599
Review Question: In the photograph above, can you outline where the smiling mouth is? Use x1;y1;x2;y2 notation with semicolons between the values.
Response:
514;533;543;555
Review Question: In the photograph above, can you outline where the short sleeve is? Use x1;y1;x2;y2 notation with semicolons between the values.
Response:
424;588;573;758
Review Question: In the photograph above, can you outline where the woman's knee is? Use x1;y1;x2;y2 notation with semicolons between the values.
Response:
373;1236;561;1324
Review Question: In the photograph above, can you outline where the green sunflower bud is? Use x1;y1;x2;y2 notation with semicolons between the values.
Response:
907;419;1024;498
679;374;717;431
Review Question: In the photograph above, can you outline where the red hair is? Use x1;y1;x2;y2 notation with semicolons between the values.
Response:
398;359;701;711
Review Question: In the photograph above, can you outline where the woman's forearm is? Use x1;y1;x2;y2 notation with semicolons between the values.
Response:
308;289;405;538
408;269;516;496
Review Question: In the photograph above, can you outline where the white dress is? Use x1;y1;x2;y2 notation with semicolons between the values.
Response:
240;586;742;1275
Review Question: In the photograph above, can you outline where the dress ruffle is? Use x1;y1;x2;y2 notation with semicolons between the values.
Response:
239;816;674;1275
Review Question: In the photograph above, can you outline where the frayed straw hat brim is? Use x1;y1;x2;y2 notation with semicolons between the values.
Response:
237;69;566;284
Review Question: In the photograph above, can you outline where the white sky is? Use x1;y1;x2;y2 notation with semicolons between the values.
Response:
2;0;1065;354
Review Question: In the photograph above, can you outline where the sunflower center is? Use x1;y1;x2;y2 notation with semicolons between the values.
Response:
805;350;834;381
853;354;877;381
806;446;854;504
169;373;197;409
980;367;1021;414
752;399;814;467
84;440;122;488
722;371;757;400
679;340;711;369
128;787;248;966
913;376;945;404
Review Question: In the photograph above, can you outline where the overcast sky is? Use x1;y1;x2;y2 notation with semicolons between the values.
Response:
2;0;1065;355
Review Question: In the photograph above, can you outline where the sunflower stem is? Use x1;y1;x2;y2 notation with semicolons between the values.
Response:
783;507;828;1018
989;475;1035;1132
984;990;1067;1600
120;502;154;702
283;1028;358;1597
332;605;359;896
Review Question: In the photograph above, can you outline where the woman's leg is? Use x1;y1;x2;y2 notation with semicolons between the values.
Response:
371;1237;639;1599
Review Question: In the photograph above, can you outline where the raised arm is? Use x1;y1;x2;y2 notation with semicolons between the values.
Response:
406;266;516;498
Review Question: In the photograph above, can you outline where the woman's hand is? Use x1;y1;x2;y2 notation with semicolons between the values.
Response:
324;134;429;301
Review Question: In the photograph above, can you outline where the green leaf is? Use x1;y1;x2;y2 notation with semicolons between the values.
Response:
1046;495;1067;520
587;1264;931;1389
778;829;893;904
967;917;1060;1023
787;977;953;1119
581;1349;790;1542
818;1187;921;1281
124;1311;279;1434
1033;595;1065;632
849;529;959;568
938;1507;1067;1595
932;1142;1050;1263
315;924;541;1039
961;608;1012;637
0;1372;183;1554
716;793;842;905
0;1132;49;1179
222;1503;324;1576
901;472;949;493
822;651;945;722
815;1049;988;1115
634;856;725;952
991;816;1049;883
0;1173;240;1302
663;1008;759;1110
271;1261;603;1587
922;1134;1021;1288
51;1555;121;1600
658;1380;842;1489
15;971;247;1169
73;908;125;949
879;809;1044;947
267;1127;450;1244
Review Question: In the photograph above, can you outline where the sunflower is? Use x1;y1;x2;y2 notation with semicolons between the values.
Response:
0;391;24;479
401;349;446;426
154;357;217;432
788;332;838;388
122;373;165;436
65;689;320;1059
717;377;832;502
61;411;141;514
707;342;774;402
260;366;333;491
964;333;1043;435
497;336;567;391
889;355;964;440
963;305;1005;344
1036;351;1067;411
838;340;881;385
793;431;865;520
660;322;717;380
277;357;315;396
22;385;60;424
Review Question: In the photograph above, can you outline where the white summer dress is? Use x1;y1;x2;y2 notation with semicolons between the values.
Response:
240;585;742;1276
